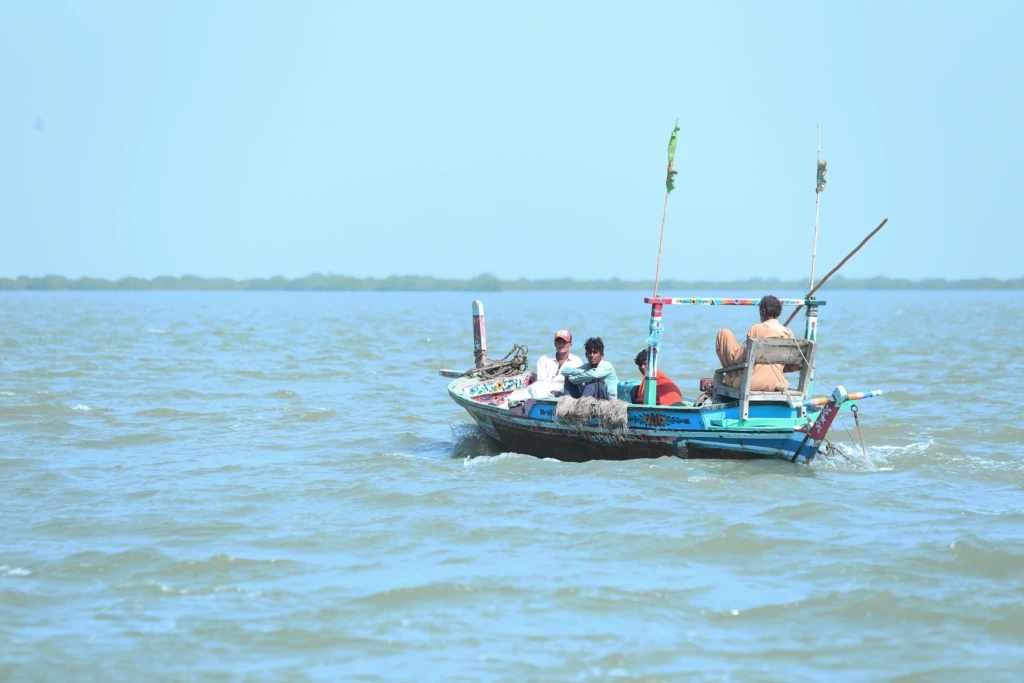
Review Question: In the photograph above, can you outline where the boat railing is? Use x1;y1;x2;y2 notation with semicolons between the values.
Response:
643;297;825;306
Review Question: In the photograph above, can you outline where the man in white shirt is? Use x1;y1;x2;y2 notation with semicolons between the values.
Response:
530;329;584;398
508;330;584;402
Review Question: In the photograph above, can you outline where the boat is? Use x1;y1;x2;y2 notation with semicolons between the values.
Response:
441;297;883;463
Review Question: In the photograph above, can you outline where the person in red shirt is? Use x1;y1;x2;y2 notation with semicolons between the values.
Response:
631;349;685;406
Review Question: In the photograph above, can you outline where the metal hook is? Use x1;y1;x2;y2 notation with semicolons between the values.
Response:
850;404;867;457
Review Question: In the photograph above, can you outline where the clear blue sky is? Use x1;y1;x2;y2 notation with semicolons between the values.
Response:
2;1;1020;281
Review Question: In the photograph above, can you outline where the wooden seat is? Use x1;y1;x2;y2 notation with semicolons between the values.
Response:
712;338;816;419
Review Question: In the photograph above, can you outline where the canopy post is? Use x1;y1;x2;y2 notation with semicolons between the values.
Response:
803;303;819;396
644;301;663;406
803;303;819;342
472;300;487;368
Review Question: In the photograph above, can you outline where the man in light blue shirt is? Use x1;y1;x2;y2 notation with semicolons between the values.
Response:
558;336;618;400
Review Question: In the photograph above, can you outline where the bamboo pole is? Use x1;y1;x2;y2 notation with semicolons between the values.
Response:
653;119;679;297
784;217;890;327
809;125;822;291
652;192;670;297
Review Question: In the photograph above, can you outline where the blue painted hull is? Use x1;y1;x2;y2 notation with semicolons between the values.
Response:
448;375;822;463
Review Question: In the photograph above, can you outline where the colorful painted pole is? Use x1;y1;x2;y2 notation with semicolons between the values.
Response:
643;301;663;406
803;302;819;398
802;389;883;408
472;300;487;368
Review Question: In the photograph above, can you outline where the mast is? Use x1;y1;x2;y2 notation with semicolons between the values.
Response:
645;120;680;406
809;126;824;292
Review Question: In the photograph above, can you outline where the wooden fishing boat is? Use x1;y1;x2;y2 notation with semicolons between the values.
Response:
441;297;882;463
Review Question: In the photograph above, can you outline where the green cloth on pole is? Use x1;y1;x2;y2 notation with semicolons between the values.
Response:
816;160;828;193
666;120;680;193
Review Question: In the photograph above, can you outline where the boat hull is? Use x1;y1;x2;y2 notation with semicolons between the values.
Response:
485;417;779;462
448;375;822;463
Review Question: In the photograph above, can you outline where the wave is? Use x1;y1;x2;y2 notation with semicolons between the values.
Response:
296;408;336;422
134;408;203;418
0;565;31;577
266;389;299;399
353;580;524;607
448;422;502;460
74;432;175;449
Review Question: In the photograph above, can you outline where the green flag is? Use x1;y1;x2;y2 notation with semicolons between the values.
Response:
666;119;680;193
816;160;828;193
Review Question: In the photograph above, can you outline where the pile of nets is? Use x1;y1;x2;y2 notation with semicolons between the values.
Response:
555;396;630;432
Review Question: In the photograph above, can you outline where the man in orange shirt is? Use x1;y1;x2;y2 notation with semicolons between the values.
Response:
631;349;685;406
716;294;800;391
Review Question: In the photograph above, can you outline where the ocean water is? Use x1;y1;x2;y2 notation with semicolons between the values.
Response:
1;290;1022;682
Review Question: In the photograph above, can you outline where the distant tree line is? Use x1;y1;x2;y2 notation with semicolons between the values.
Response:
1;273;1022;291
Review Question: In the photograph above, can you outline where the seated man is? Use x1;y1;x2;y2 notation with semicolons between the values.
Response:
630;349;684;406
530;329;584;398
510;329;584;401
558;336;618;400
716;294;801;391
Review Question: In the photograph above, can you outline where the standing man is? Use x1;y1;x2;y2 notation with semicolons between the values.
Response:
716;295;800;391
559;337;618;400
526;329;584;399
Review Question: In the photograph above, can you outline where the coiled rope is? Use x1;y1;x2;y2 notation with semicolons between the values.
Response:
460;344;530;380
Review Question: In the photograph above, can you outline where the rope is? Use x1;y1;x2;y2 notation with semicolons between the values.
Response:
834;412;861;450
787;343;861;447
823;437;852;461
460;344;530;380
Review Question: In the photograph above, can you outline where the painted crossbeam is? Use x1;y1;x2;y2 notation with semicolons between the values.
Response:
802;389;883;407
643;297;826;306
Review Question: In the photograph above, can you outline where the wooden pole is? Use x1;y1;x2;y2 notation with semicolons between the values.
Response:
809;125;822;291
784;217;889;327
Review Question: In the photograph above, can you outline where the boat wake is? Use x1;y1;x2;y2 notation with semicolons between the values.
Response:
813;439;934;471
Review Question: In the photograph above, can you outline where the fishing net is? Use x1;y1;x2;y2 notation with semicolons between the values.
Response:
555;396;630;432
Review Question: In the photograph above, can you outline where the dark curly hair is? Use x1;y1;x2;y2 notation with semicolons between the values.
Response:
634;349;648;367
758;295;782;321
584;336;604;354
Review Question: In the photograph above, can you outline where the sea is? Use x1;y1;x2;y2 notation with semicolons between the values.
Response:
1;290;1022;682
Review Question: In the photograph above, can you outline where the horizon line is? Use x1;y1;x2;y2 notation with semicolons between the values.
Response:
2;273;1022;291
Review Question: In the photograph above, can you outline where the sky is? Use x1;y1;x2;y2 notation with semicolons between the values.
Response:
1;1;1021;281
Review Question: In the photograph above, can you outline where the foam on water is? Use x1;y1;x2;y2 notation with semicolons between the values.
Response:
1;566;32;577
461;451;535;467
